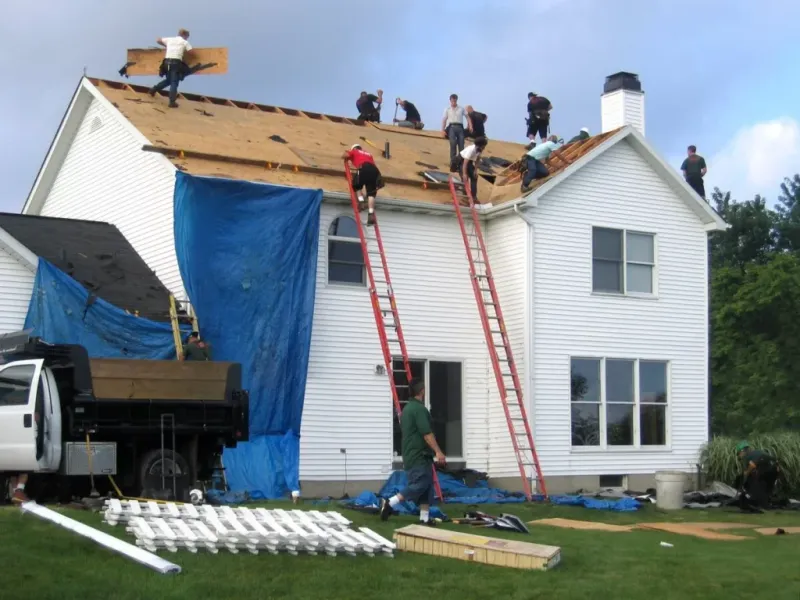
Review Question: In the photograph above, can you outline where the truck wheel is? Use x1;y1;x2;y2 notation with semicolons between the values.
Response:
138;449;191;502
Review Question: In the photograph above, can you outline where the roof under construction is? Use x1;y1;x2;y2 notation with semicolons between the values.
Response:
88;77;618;206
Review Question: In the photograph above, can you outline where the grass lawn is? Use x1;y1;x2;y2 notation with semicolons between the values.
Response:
3;500;800;600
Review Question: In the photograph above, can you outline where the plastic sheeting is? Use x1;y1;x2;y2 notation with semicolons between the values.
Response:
380;470;526;505
173;173;321;499
24;259;183;359
549;495;641;512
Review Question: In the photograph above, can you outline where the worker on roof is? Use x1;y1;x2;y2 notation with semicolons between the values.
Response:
147;28;192;108
681;145;708;199
465;106;488;140
442;94;467;172
568;127;591;144
521;134;562;192
526;92;553;143
356;90;383;122
343;144;383;226
459;136;488;203
736;441;781;509
394;98;424;129
380;377;446;526
183;331;212;361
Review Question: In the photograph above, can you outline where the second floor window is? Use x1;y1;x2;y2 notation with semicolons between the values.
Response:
592;227;655;295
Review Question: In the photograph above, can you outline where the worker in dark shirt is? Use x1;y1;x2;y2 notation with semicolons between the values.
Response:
394;98;424;129
183;332;212;361
379;377;446;526
526;92;552;143
681;145;708;199
737;441;780;509
356;89;383;122
465;105;487;140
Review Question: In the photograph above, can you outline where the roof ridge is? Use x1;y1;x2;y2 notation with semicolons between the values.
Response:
89;77;370;127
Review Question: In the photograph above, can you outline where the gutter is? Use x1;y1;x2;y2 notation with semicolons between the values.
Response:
321;191;533;218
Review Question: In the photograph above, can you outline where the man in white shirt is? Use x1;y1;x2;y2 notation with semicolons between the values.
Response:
459;136;488;202
148;29;192;108
521;134;562;191
441;94;469;172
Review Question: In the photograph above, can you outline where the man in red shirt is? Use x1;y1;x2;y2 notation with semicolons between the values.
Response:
342;144;383;226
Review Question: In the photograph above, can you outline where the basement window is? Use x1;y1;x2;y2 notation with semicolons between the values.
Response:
328;216;364;285
599;474;625;488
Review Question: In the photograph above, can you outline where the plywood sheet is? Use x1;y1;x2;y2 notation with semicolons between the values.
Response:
90;359;235;401
125;47;228;76
393;525;561;570
529;518;634;532
754;527;800;535
635;523;749;541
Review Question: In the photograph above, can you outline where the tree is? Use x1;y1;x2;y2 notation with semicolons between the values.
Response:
709;188;777;269
710;253;800;435
774;174;800;253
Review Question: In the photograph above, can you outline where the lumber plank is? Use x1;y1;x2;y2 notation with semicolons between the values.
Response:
634;523;749;541
124;47;228;76
529;518;633;532
393;525;561;570
754;527;800;535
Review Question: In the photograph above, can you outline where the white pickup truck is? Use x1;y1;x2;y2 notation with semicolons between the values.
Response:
0;331;249;502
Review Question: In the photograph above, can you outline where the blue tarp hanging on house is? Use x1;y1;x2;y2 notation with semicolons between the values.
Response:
173;172;321;499
24;259;181;359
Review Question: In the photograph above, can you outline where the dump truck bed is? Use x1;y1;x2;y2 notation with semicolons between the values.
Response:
88;359;240;403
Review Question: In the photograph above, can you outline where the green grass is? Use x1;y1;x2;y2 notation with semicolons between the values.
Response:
3;501;800;600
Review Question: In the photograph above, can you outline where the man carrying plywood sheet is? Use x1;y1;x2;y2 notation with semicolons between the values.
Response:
148;29;192;108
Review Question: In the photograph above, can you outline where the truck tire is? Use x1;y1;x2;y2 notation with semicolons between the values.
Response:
138;448;191;502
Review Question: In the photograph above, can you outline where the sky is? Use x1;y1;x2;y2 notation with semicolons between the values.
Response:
1;0;800;212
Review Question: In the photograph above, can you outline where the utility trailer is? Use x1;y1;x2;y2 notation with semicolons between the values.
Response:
0;331;249;502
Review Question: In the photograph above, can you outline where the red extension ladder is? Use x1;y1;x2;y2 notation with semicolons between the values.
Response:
343;162;443;501
448;176;547;500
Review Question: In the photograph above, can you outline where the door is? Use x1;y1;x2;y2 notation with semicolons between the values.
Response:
428;361;463;459
39;367;62;472
0;359;44;471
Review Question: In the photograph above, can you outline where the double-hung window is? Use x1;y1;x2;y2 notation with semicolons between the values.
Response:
592;227;655;295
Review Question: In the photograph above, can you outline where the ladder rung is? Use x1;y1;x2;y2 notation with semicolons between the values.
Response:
480;288;492;293
475;274;490;279
483;301;496;305
505;387;519;392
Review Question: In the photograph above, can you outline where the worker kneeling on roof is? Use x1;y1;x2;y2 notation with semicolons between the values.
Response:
521;135;561;192
460;136;488;203
736;441;781;509
568;127;590;144
148;28;192;108
395;98;424;129
343;144;384;226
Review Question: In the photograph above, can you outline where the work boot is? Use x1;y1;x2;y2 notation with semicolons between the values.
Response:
148;88;156;97
11;489;29;504
420;519;437;527
168;102;179;109
379;498;393;521
367;213;376;226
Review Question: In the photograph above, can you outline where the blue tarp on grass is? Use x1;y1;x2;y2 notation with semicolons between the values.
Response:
24;258;183;359
173;172;321;499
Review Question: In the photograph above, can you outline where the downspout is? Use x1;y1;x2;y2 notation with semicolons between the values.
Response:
513;204;538;487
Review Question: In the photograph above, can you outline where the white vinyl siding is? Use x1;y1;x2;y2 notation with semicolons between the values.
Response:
300;205;490;481
0;246;35;334
34;92;182;297
531;139;707;477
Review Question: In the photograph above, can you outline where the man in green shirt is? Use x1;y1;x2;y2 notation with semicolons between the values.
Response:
736;441;780;508
680;145;708;199
380;377;446;525
183;332;212;361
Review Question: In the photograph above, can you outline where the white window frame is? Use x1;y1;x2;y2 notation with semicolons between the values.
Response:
591;227;658;297
326;214;365;287
391;356;466;463
570;356;670;451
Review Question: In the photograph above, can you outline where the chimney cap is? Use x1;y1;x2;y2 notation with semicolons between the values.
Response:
603;72;643;95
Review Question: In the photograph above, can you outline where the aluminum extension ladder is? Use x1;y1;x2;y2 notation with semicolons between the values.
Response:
343;161;442;501
448;175;547;500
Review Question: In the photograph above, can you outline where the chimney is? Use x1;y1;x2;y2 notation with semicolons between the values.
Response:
601;72;645;135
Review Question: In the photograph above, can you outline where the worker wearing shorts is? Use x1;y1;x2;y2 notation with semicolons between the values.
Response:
343;144;383;226
380;377;446;525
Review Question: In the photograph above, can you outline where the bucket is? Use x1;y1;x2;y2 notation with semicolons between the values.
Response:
654;471;687;510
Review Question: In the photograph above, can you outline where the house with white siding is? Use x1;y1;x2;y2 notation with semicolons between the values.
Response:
15;71;727;494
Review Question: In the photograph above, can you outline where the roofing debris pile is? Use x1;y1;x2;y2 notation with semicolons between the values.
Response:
103;499;395;557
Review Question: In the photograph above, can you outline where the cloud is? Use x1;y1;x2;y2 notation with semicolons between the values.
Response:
707;118;800;202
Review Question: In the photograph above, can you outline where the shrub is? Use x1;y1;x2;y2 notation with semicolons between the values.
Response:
699;432;800;496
